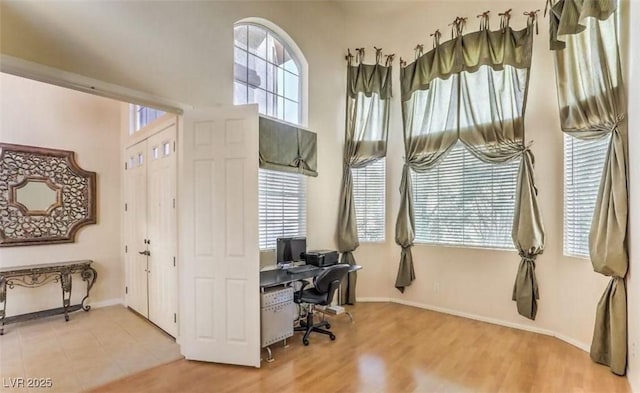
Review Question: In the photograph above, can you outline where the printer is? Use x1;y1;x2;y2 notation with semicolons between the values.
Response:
304;250;339;267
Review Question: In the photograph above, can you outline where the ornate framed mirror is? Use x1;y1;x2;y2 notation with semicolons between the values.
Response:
0;143;97;247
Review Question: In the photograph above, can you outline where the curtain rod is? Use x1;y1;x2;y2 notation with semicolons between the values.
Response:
345;47;395;66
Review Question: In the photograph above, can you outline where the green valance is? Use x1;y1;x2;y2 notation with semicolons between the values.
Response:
400;26;534;101
548;0;618;50
347;62;393;99
259;116;318;177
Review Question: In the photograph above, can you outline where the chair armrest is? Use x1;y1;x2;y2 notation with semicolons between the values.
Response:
294;279;311;303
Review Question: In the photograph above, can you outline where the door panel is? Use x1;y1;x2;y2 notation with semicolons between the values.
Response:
180;105;260;367
124;142;149;318
147;124;178;337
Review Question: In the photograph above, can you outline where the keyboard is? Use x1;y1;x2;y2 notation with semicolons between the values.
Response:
286;265;316;274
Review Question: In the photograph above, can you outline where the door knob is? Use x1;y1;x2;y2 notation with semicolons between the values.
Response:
138;250;150;256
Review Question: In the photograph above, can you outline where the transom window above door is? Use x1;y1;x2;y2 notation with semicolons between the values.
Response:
233;23;301;124
129;105;165;134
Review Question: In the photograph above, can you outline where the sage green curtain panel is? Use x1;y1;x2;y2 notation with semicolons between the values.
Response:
511;151;545;319
591;277;627;375
394;74;460;292
395;16;546;319
337;50;393;304
549;0;628;376
259;116;318;177
548;0;617;50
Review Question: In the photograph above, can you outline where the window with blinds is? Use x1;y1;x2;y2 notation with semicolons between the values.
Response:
411;142;519;249
259;168;306;250
563;134;610;258
352;158;385;242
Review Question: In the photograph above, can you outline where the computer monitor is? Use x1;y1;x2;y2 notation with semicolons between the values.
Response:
276;237;307;265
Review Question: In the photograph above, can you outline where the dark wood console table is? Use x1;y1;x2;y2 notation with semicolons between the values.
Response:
0;260;97;334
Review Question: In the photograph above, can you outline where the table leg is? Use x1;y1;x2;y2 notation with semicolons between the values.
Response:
60;271;72;322
0;277;6;335
80;266;97;311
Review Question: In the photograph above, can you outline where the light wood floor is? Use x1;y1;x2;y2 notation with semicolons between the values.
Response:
91;302;629;393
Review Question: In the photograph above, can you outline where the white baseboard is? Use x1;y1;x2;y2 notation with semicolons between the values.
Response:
90;298;124;309
357;297;590;353
553;333;591;353
356;297;391;302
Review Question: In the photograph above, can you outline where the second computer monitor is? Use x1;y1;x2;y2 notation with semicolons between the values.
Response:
276;237;307;264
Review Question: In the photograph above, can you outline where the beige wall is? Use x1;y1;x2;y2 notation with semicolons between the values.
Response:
626;0;639;388
0;73;122;315
0;0;630;360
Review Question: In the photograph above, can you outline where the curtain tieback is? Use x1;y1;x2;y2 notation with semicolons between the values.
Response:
610;114;626;132
521;144;535;165
519;251;538;265
291;156;309;170
597;115;626;133
563;114;626;135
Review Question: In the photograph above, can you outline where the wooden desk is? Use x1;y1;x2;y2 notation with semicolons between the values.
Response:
0;260;97;334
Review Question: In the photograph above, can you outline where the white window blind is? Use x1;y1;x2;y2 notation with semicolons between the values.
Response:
563;134;610;258
411;142;519;249
259;169;306;250
352;158;385;242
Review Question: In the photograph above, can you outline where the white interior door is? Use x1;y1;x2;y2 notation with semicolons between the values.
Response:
179;105;260;367
147;124;178;337
124;142;149;317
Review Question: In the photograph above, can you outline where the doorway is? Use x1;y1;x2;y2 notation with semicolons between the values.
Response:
124;114;178;337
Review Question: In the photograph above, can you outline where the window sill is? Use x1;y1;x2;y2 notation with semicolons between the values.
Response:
412;241;516;253
563;252;590;260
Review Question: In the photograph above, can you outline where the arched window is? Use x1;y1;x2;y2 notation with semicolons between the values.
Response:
233;21;306;250
233;22;302;125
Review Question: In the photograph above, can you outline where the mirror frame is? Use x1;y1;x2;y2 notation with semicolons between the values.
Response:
0;143;97;247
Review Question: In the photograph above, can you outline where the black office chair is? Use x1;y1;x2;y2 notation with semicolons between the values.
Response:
294;264;350;346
